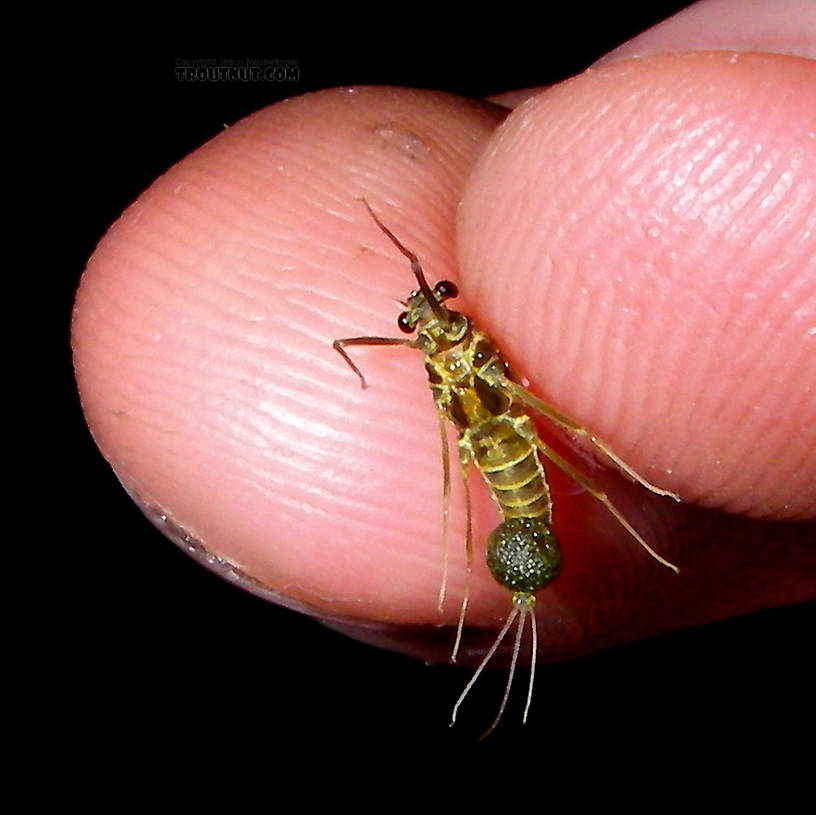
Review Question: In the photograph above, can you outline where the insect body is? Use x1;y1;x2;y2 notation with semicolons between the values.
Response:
334;200;679;737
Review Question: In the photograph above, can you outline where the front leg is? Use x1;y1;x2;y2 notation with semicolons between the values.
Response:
333;336;417;389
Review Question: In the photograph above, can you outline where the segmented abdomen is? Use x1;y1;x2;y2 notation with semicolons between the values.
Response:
469;414;552;523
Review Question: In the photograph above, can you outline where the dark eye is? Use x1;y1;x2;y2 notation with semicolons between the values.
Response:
434;280;458;300
397;312;414;333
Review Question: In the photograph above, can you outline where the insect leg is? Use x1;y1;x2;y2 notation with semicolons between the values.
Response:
437;411;452;612
534;439;679;574
333;336;416;389
504;381;680;501
450;459;473;663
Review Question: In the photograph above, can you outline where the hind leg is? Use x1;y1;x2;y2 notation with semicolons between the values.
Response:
505;381;679;501
534;439;679;573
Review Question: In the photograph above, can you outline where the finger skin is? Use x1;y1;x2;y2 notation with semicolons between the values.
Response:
487;0;816;108
460;53;815;661
73;87;508;633
461;52;816;521
600;0;816;64
73;73;815;665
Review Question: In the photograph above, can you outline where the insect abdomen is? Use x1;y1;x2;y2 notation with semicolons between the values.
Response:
487;517;560;593
470;417;552;522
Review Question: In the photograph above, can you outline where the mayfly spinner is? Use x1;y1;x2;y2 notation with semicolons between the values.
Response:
334;200;679;738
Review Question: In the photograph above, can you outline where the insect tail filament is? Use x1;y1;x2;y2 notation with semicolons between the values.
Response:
450;593;537;738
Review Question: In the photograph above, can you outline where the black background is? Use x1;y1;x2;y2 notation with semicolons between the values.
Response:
59;8;814;768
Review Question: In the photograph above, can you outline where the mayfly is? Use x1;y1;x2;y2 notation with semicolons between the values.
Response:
334;200;679;737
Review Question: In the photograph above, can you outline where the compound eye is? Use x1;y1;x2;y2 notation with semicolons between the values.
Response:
397;312;414;333
434;280;458;300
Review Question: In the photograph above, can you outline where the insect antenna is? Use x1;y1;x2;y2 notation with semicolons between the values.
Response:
359;198;451;329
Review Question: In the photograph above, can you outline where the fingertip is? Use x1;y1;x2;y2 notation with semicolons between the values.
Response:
598;0;816;64
459;53;816;519
72;86;504;629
